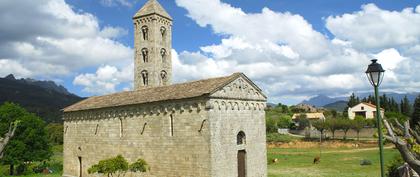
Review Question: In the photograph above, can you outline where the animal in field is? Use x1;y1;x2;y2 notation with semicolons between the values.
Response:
313;156;320;164
272;158;278;163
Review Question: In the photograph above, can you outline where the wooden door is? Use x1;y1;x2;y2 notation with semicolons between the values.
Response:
237;150;246;177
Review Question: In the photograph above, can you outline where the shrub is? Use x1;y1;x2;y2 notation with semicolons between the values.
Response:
386;155;404;177
88;155;129;177
129;158;149;173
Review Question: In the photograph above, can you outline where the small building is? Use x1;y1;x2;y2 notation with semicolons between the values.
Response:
292;113;325;121
348;102;385;119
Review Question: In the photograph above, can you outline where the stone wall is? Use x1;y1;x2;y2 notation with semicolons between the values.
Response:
63;98;211;177
207;99;267;177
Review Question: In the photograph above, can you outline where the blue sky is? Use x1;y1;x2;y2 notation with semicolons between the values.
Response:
1;0;420;105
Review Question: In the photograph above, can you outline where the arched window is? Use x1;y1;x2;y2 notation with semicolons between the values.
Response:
141;26;148;40
141;48;148;62
160;48;166;62
141;70;148;86
237;131;246;145
160;70;167;85
160;26;166;39
119;118;123;138
94;124;99;135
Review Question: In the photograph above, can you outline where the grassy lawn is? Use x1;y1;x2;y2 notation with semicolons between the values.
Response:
268;146;399;177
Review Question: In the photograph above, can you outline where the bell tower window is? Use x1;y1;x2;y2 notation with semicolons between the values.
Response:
141;26;148;40
160;26;166;39
160;70;167;85
160;48;166;62
141;70;148;86
141;48;148;62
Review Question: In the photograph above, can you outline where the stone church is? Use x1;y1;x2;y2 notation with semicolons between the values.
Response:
62;0;267;177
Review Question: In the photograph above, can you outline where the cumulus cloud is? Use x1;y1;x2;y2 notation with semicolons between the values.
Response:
326;4;420;51
0;59;32;78
0;0;133;79
172;0;420;104
73;64;133;95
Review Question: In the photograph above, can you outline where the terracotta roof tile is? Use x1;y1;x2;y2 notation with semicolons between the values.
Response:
63;73;242;112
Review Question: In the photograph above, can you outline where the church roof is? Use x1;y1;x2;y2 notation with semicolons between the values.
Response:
63;73;258;112
133;0;172;20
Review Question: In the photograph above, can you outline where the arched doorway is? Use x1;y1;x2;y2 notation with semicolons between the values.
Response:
237;150;246;177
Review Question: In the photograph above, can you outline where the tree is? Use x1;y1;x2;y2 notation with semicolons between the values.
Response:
88;155;129;177
277;115;292;129
351;116;366;141
45;123;63;145
0;120;19;157
383;119;420;174
339;119;352;140
312;120;327;139
0;102;52;175
343;93;360;117
326;118;340;139
295;114;309;130
411;94;420;128
401;95;411;117
265;117;278;133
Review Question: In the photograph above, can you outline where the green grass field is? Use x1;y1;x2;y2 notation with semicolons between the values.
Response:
268;146;399;177
1;144;401;177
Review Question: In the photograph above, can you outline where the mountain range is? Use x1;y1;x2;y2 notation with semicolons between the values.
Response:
0;74;84;123
301;92;419;112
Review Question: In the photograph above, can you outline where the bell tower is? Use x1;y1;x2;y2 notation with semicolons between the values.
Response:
133;0;172;89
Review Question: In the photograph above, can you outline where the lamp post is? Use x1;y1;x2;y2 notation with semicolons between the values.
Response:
365;59;385;177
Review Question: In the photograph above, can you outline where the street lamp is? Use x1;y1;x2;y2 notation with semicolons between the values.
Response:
365;59;385;177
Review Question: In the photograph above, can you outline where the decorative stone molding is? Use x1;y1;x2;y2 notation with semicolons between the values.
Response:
63;100;206;121
207;99;266;112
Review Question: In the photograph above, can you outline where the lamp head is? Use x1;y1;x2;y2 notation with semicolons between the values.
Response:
365;59;385;87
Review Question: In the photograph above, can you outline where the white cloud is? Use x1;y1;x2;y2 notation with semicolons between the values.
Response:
0;59;32;78
326;4;420;50
172;0;420;104
0;0;133;79
73;64;133;95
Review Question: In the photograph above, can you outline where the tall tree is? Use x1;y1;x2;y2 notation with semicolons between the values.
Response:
344;93;360;117
0;103;52;175
411;95;420;128
401;95;412;117
0;120;19;157
351;116;366;141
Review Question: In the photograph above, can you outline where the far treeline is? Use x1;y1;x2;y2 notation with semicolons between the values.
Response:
266;93;420;139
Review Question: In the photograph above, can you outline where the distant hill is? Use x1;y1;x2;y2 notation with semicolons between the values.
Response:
301;94;346;107
302;92;419;108
323;101;348;112
0;74;84;123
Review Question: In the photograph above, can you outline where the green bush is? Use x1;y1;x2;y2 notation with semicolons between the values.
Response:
129;158;149;173
88;155;129;176
386;155;404;177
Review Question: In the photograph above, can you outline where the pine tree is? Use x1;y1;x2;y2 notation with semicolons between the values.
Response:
411;94;420;128
344;93;359;117
401;95;411;117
